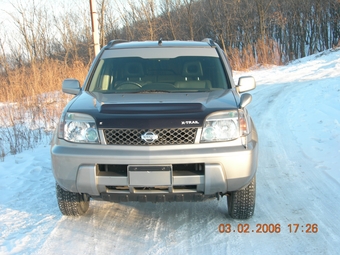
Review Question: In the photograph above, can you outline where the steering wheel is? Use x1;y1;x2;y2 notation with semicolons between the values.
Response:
115;82;142;90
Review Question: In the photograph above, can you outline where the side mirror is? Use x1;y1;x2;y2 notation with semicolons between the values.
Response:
237;76;256;93
62;79;81;95
239;93;252;109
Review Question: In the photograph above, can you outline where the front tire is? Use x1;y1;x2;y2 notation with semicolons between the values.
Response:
227;176;256;219
56;183;90;216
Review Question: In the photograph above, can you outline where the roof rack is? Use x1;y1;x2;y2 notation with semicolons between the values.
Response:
202;38;216;47
105;39;128;49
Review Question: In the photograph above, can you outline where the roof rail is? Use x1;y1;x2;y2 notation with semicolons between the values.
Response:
202;38;216;47
105;39;128;49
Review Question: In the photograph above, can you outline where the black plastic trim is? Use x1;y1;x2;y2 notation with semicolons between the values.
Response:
96;193;215;202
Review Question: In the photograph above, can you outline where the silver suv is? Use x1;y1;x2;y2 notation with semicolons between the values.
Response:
51;39;258;219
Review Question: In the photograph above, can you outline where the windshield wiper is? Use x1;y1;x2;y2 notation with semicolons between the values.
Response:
133;90;171;93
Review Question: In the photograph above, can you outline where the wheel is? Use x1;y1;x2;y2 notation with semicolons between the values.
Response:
115;81;142;90
227;176;256;219
56;183;90;216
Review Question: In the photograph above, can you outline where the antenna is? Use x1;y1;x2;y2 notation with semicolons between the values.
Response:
158;38;162;45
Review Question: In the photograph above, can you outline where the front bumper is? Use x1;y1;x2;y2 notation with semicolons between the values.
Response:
51;131;258;200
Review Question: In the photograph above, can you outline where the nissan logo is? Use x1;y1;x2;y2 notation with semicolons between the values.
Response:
141;131;158;143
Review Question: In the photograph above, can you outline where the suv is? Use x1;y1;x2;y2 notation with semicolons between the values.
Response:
51;39;258;219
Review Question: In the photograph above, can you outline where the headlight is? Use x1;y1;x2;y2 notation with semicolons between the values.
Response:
200;110;249;142
58;112;99;143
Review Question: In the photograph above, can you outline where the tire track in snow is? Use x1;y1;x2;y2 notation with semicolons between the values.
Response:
249;78;340;254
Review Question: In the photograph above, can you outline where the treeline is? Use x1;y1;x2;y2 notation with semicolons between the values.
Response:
0;0;340;94
106;0;340;68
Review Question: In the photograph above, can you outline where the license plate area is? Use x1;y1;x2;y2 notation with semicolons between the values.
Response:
128;165;172;186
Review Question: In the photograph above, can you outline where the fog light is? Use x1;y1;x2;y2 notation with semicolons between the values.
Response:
86;128;99;142
202;127;215;141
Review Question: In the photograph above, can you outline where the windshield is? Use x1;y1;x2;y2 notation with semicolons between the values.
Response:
87;56;229;93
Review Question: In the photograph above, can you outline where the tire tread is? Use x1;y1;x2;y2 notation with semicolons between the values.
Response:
227;176;256;219
56;183;89;216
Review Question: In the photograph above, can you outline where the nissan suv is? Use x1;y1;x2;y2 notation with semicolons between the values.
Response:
51;38;258;219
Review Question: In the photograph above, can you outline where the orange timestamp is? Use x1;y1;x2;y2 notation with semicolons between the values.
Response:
218;223;318;234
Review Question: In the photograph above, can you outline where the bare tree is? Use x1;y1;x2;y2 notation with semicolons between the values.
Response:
160;0;180;39
254;0;273;41
0;29;10;86
139;0;158;40
5;0;54;64
182;0;195;40
53;1;93;65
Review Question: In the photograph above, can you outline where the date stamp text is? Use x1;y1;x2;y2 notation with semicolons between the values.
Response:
218;223;318;234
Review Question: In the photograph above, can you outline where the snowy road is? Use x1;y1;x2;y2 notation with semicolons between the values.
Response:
1;49;340;254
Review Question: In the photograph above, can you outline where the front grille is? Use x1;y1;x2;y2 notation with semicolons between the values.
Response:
103;128;197;145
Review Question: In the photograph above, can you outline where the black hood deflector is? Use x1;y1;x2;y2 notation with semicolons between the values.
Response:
100;103;205;114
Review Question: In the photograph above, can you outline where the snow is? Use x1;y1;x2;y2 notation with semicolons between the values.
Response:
1;48;340;254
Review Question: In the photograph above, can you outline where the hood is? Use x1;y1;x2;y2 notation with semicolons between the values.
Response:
67;90;237;129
